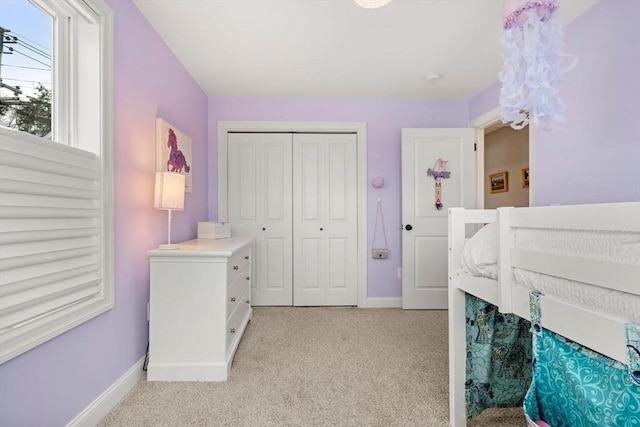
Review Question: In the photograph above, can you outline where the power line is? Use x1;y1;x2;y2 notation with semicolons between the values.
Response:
16;39;51;59
10;48;50;67
8;31;51;53
1;77;51;86
1;64;50;71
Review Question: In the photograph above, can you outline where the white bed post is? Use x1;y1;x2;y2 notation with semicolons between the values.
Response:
448;208;467;427
497;207;513;313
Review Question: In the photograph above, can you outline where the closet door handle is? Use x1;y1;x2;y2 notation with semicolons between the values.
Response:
405;224;413;231
320;228;323;231
262;227;266;231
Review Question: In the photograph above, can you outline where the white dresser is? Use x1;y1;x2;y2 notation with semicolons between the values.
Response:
147;237;253;381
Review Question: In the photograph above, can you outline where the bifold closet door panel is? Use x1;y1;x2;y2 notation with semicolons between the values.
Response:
293;133;358;306
227;133;293;306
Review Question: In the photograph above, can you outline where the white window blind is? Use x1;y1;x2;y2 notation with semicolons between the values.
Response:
0;128;111;363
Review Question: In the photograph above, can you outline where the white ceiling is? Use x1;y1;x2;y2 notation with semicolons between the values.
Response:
132;0;598;100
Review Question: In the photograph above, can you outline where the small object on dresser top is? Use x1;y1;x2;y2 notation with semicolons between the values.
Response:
197;222;231;239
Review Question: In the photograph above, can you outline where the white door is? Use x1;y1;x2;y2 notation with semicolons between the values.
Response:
228;133;293;305
293;133;358;306
401;128;476;309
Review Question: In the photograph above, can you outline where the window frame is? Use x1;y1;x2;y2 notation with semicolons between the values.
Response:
0;0;113;363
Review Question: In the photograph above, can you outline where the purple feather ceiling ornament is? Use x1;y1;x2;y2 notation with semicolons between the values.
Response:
499;0;577;130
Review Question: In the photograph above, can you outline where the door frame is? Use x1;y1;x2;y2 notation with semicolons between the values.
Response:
217;121;367;308
468;106;536;207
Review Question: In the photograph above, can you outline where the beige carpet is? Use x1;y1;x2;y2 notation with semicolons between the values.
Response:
100;307;525;426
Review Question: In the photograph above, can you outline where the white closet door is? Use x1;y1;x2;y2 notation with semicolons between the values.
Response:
293;134;358;306
228;133;293;306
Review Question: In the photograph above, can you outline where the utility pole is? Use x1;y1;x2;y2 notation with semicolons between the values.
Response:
1;25;27;116
0;26;51;135
0;26;24;105
0;26;5;81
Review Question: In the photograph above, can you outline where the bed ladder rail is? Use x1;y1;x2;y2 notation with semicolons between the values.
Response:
448;207;498;427
497;207;514;314
512;286;633;364
511;250;640;296
508;202;640;232
448;207;468;427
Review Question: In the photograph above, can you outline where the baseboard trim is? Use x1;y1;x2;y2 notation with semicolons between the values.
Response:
67;356;145;427
363;297;402;308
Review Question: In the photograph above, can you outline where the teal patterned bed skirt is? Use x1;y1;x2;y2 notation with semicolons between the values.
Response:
465;292;640;424
524;327;640;426
465;294;532;418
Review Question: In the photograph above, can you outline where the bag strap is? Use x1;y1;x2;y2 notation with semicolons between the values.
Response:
372;198;388;249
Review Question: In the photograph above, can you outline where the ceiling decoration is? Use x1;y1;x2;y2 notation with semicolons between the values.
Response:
499;0;578;130
353;0;391;9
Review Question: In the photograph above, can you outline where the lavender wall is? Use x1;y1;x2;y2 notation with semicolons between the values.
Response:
535;0;640;205
0;1;208;425
469;81;500;122
470;0;640;206
208;98;468;298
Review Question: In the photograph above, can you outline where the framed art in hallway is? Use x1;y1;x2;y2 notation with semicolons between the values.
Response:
156;118;193;193
490;171;508;193
521;168;530;188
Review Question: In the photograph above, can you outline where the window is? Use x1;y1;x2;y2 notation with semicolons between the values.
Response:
0;0;113;363
0;1;52;137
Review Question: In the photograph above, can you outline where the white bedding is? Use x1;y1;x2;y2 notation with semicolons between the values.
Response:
461;223;640;324
460;222;499;280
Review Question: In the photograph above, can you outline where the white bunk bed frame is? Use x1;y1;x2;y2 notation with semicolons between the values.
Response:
447;202;640;427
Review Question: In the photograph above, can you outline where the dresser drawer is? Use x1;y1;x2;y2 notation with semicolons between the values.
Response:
226;264;250;319
226;285;251;351
227;245;251;284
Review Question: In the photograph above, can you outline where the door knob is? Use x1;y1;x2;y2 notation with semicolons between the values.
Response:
405;224;413;231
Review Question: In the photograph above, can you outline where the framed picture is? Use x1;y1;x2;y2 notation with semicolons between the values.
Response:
156;118;193;193
489;171;508;193
521;167;530;188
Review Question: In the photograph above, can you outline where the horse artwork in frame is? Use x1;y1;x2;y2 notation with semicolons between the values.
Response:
156;118;193;193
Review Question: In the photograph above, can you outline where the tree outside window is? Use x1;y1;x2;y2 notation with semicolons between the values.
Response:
0;0;52;138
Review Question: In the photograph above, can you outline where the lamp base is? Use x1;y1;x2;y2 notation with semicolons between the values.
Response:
158;243;179;251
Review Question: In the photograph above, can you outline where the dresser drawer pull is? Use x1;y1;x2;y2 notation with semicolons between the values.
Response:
233;265;239;270
246;276;250;280
230;297;236;302
230;328;236;334
246;300;250;304
245;255;250;260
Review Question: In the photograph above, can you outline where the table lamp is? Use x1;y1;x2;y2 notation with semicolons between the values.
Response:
154;171;185;250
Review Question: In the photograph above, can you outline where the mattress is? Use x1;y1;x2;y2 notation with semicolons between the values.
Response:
460;223;640;324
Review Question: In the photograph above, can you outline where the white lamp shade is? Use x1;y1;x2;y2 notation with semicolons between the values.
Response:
154;172;185;210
